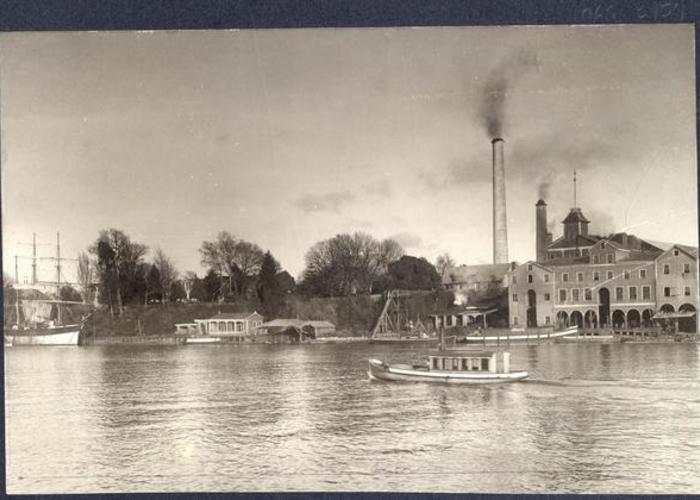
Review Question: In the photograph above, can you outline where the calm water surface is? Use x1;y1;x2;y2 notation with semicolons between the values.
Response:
5;342;700;494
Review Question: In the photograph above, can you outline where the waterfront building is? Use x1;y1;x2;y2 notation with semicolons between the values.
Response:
508;200;698;332
194;311;264;338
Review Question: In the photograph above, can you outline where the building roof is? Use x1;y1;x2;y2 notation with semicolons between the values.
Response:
443;263;513;285
257;319;335;329
562;208;590;224
207;311;262;320
547;234;600;250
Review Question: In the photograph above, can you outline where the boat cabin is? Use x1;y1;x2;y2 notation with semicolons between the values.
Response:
428;350;510;373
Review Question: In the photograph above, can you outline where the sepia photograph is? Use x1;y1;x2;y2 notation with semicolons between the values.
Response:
1;22;698;494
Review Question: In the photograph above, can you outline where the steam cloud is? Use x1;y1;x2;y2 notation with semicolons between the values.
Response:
537;178;551;200
479;50;540;138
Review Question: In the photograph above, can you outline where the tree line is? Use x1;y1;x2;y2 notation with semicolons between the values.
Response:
71;228;457;317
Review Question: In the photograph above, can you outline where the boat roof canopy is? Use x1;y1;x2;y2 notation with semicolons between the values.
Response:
430;349;495;357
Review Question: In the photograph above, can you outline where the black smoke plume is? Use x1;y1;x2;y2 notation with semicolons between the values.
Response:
479;50;540;139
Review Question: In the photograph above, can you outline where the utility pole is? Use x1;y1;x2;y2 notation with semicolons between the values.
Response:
573;169;577;208
56;232;62;288
14;255;18;283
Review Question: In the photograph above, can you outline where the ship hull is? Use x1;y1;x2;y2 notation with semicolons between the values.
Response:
368;358;528;384
4;325;81;346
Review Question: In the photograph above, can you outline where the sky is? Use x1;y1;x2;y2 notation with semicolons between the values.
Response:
0;24;696;284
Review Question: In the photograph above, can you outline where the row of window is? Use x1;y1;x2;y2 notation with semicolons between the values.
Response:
516;264;693;286
513;285;693;304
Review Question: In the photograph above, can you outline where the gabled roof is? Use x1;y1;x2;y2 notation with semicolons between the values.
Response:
562;208;590;224
208;311;262;320
513;261;553;273
657;244;699;260
547;234;600;250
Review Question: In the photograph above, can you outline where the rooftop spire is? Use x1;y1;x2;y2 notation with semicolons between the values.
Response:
573;169;577;208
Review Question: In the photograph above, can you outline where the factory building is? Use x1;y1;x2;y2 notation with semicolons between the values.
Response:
508;200;698;332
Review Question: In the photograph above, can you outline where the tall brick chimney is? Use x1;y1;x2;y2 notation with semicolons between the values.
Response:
492;138;508;264
536;199;552;262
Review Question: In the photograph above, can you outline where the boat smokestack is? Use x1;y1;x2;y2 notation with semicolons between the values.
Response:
492;138;508;264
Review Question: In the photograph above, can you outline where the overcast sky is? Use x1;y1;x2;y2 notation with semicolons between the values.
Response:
1;24;696;283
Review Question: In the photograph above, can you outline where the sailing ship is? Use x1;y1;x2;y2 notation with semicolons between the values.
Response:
4;233;90;346
4;289;89;346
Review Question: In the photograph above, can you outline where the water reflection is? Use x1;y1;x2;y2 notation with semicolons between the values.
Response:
5;342;700;494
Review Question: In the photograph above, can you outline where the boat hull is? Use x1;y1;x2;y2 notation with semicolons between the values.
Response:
4;325;81;346
463;326;578;344
185;337;221;344
368;359;528;384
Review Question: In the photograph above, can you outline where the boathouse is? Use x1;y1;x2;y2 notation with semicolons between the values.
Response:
256;318;336;343
175;311;264;339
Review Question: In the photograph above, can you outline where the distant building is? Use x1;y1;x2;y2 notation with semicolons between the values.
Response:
509;200;698;332
177;311;264;338
256;318;336;343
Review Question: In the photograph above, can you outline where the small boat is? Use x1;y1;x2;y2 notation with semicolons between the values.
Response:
184;336;221;344
367;329;528;384
462;325;578;344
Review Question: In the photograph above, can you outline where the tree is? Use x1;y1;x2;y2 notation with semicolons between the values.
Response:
145;264;161;304
89;229;147;315
300;232;404;297
435;253;456;280
76;251;95;304
182;271;198;301
153;248;178;303
202;268;222;303
387;255;441;291
257;251;284;317
59;285;83;302
199;232;265;299
275;270;295;294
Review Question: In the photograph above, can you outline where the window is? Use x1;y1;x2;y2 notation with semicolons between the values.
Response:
593;271;600;281
544;292;551;301
615;287;624;301
559;289;567;302
433;358;439;369
545;316;551;325
577;272;584;282
584;288;592;301
512;294;518;303
446;316;453;326
544;274;550;283
684;263;691;274
629;286;637;300
639;269;646;279
528;274;533;283
607;254;614;264
607;271;614;280
527;264;533;271
601;242;606;248
563;273;569;282
674;249;680;256
593;255;599;264
624;271;630;280
664;287;671;297
663;264;670;275
572;289;580;302
481;359;490;371
642;286;651;300
452;358;459;370
685;286;691;297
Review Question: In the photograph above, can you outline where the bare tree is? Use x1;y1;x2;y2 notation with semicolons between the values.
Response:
199;232;265;298
182;270;197;301
76;251;95;304
153;248;178;304
300;232;404;296
435;253;456;280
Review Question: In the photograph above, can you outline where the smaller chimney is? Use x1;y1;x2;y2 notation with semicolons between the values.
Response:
536;199;551;262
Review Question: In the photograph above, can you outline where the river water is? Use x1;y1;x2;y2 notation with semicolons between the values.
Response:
4;341;700;494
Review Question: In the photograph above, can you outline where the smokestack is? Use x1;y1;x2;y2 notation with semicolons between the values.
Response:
492;138;508;264
536;199;548;262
